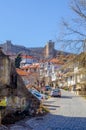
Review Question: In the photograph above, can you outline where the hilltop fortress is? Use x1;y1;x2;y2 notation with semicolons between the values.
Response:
0;40;70;59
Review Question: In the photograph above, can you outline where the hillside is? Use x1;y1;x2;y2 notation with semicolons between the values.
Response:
0;40;44;58
0;40;73;59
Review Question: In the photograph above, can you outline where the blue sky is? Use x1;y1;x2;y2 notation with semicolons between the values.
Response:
0;0;74;50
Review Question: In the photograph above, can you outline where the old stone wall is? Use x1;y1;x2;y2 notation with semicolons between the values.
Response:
0;50;41;120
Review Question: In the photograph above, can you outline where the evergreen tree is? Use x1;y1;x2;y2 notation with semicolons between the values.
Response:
15;53;22;68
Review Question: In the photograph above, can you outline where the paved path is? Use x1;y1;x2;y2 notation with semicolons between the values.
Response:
26;90;86;130
2;90;86;130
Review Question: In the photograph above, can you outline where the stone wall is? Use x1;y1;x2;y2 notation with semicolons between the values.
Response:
0;49;41;120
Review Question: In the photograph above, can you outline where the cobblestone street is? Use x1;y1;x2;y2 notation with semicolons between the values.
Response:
0;0;86;129
26;90;86;130
3;90;86;130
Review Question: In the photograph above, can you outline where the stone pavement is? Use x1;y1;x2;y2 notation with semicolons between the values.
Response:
25;90;86;130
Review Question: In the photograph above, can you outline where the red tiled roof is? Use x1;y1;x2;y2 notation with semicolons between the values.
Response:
50;58;64;65
21;65;40;70
16;68;29;76
22;55;33;59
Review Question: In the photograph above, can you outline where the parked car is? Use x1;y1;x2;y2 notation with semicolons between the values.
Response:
50;88;61;97
29;89;46;101
45;86;52;91
44;85;52;95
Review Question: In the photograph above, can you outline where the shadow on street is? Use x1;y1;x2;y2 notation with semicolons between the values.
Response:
61;96;72;99
45;113;86;130
30;113;86;130
44;104;60;108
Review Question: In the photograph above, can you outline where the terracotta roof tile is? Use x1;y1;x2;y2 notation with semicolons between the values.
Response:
21;65;40;70
22;55;33;59
16;68;29;76
50;58;64;65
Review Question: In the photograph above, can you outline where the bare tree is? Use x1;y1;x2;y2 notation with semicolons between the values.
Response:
58;0;86;53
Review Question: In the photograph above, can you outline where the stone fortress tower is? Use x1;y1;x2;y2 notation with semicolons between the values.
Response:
3;40;12;53
44;40;55;58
